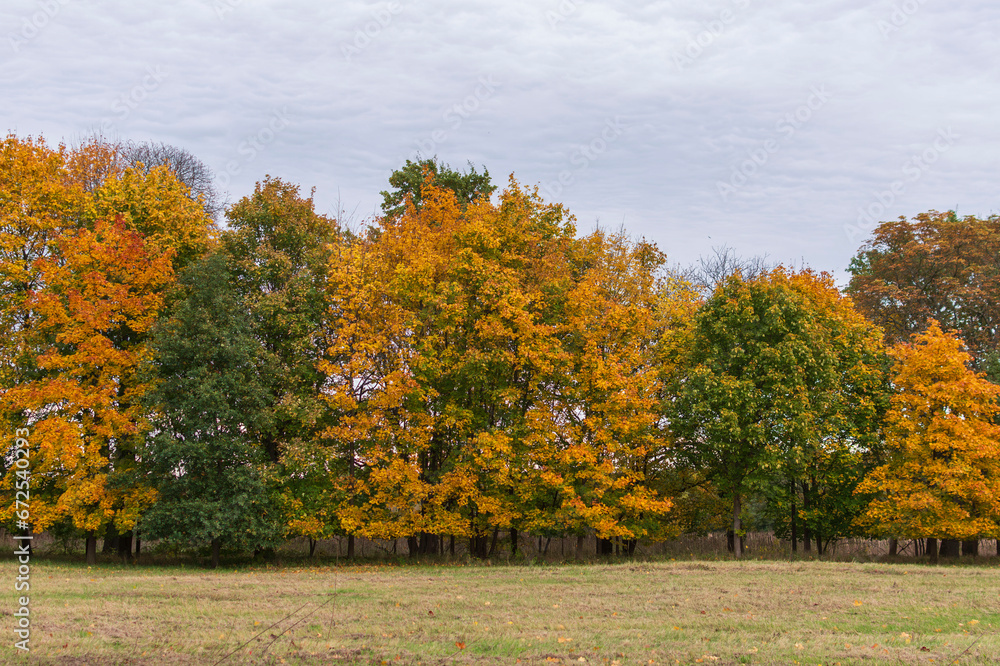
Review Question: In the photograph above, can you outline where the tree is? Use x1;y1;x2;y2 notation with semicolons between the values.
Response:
667;269;888;558
91;161;217;270
857;322;1000;549
71;135;222;220
324;176;574;554
686;245;773;297
847;211;1000;375
221;177;340;463
139;254;280;568
0;219;173;563
0;134;208;561
221;177;345;549
0;134;86;397
380;157;495;218
521;230;690;553
321;175;688;557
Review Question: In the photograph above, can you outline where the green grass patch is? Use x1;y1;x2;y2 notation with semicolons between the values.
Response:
3;559;999;664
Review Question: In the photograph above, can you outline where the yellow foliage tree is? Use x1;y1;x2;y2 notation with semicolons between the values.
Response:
858;321;1000;544
319;175;694;556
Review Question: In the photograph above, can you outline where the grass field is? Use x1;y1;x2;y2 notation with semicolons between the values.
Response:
4;557;1000;665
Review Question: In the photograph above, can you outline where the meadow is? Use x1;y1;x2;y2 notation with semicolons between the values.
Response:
4;554;1000;665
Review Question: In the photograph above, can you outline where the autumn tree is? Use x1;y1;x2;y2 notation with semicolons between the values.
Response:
857;322;1000;555
0;135;85;399
0;219;173;563
139;254;281;568
321;175;690;557
847;211;1000;376
0;134;212;561
522;230;692;557
324;177;574;556
667;269;889;558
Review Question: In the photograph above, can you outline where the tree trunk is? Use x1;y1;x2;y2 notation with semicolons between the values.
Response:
815;535;823;556
575;534;585;560
487;527;499;557
939;539;960;558
732;492;743;559
407;536;419;558
962;539;978;557
449;535;455;557
101;523;117;554
926;537;938;561
308;538;317;558
85;532;97;565
888;538;898;556
117;530;133;562
419;532;438;555
800;484;812;553
510;528;518;556
211;537;221;569
790;486;798;553
347;534;355;559
135;538;141;559
597;537;614;556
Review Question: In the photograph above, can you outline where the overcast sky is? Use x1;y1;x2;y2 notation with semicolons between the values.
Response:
4;0;998;282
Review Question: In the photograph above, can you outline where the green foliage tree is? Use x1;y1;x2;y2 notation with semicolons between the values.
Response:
221;177;347;549
139;254;280;568
222;177;341;463
667;269;888;558
380;157;495;217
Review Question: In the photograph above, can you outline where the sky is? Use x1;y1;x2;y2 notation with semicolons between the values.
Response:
4;0;999;283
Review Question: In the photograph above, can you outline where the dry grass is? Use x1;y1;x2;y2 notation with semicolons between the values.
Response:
3;557;1000;665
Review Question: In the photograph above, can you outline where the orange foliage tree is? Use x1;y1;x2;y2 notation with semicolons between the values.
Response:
857;322;1000;549
319;176;692;556
1;220;173;560
0;134;214;561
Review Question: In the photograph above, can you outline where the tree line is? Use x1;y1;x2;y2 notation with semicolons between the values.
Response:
3;133;1000;567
